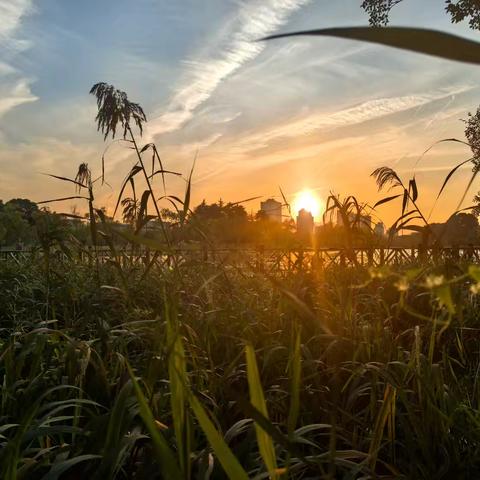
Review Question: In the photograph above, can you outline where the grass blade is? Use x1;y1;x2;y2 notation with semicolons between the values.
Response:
373;194;402;209
414;138;470;169
41;455;102;480
262;27;480;65
165;299;189;476
438;158;473;201
189;393;249;480
368;384;396;470
245;343;278;479
37;196;89;205
126;363;181;479
41;173;87;190
287;329;301;436
181;154;196;225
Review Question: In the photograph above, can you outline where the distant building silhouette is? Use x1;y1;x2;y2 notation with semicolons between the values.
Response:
260;198;282;222
297;208;314;237
374;222;385;236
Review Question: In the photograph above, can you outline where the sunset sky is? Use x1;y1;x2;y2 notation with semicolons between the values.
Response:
2;0;480;225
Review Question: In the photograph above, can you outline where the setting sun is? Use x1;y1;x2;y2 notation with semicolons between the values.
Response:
293;189;323;221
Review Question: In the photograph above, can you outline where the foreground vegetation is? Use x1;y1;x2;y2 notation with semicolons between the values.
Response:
1;250;480;479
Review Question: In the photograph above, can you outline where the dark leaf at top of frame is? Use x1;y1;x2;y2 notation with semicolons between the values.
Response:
262;27;480;65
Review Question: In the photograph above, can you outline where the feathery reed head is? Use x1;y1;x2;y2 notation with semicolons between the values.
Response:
90;82;147;140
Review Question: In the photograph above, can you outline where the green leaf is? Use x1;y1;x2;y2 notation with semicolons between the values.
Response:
189;394;249;480
245;344;278;479
262;27;480;65
165;300;189;476
127;363;181;479
469;265;480;282
435;284;455;314
98;381;134;478
287;329;301;436
41;455;101;480
368;384;396;470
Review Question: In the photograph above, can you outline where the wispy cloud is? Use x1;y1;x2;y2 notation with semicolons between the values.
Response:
0;78;37;117
0;0;37;119
228;84;474;153
147;0;310;137
0;137;99;201
0;0;34;52
0;1;31;36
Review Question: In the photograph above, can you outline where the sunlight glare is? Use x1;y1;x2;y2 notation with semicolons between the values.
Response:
293;189;323;221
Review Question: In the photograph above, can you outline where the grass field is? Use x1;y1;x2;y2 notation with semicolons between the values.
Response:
1;251;480;479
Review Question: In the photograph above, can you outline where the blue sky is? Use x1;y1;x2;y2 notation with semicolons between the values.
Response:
2;0;480;223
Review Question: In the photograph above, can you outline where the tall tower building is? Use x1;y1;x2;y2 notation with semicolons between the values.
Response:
296;208;314;237
260;198;282;222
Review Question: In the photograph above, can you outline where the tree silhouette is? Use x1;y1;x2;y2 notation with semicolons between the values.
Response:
361;0;480;29
446;0;480;30
465;106;480;172
361;0;403;26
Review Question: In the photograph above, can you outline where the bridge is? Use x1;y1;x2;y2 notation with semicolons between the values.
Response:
1;246;479;273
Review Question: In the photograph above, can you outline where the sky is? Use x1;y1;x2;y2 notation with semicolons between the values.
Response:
2;0;480;226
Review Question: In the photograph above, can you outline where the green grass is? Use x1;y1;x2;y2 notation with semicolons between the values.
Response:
1;252;480;479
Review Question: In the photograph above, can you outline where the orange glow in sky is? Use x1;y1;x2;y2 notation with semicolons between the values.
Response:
292;189;323;221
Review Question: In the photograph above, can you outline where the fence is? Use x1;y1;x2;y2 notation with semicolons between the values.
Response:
2;246;480;273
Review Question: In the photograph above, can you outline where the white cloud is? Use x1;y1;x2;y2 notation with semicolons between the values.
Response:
0;0;33;49
228;84;474;153
0;78;37;117
0;0;37;119
0;62;16;76
147;0;310;137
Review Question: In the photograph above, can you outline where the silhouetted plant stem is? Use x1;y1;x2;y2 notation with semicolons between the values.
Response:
126;125;171;247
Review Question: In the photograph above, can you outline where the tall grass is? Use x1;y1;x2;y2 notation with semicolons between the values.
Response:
1;249;480;478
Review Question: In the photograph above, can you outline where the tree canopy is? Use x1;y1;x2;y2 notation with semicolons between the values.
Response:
361;0;480;29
